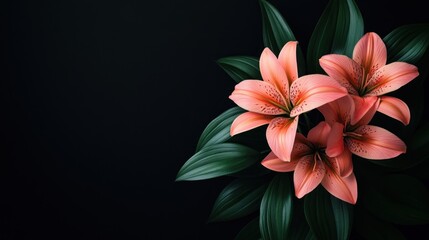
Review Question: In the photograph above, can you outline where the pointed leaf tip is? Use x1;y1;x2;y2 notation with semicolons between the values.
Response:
307;0;364;73
176;143;261;181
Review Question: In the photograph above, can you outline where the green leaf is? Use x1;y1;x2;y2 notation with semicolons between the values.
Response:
259;0;305;75
217;56;261;83
305;231;317;240
383;25;429;133
259;0;296;54
307;0;364;73
363;174;429;225
304;187;353;240
196;107;245;151
384;24;429;64
235;217;261;240
287;198;313;240
209;178;269;222
260;173;293;240
354;206;407;240
176;143;261;181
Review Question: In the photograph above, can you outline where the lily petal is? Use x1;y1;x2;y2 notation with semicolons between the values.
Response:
322;169;357;204
345;125;407;160
353;32;387;77
330;148;353;177
266;116;299;162
377;96;411;125
260;48;290;98
230;112;274;136
318;95;355;126
261;151;297;172
291;133;313;159
326;122;345;157
319;54;361;94
278;41;299;85
350;95;378;126
289;74;348;117
229;80;287;115
307;122;331;147
366;62;419;96
294;155;325;199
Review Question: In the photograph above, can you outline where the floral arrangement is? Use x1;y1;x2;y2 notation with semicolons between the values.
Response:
176;0;429;238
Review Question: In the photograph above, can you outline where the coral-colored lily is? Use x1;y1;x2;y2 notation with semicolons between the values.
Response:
319;32;419;125
318;95;406;160
229;42;347;162
261;122;358;204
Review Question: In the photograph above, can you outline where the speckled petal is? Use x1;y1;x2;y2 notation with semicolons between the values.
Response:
294;155;325;199
345;125;406;160
229;80;287;115
266;116;299;162
353;32;387;77
278;41;299;85
289;74;348;117
230;112;274;136
261;151;298;172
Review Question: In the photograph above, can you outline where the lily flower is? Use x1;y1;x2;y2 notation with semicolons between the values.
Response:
319;32;419;125
318;95;406;160
261;122;357;204
229;42;348;162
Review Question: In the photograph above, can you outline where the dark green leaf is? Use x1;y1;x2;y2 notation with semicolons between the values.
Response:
305;231;317;240
304;187;353;240
196;107;245;151
259;0;305;74
384;24;429;64
331;194;354;240
209;178;269;222
307;0;363;73
363;174;429;225
383;25;429;134
176;143;261;181
234;217;261;240
217;56;261;83
260;173;293;240
259;0;296;54
287;198;314;240
354;206;407;240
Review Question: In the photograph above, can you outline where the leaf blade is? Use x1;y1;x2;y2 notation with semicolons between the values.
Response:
259;173;293;240
196;107;245;151
217;56;261;83
259;0;305;74
209;178;269;222
304;187;353;240
384;24;429;64
176;143;261;181
234;217;261;240
307;0;364;73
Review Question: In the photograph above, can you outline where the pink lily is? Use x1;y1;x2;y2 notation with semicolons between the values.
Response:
229;42;348;162
318;95;406;160
261;122;357;204
319;32;419;125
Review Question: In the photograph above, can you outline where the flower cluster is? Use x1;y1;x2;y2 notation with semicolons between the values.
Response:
229;32;418;204
177;1;429;238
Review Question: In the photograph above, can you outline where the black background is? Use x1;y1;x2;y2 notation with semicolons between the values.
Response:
2;0;429;239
